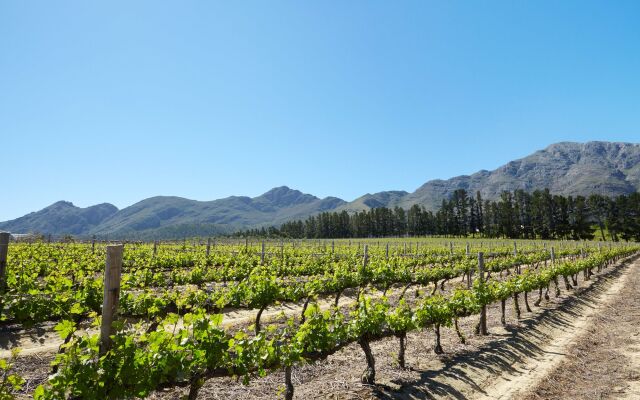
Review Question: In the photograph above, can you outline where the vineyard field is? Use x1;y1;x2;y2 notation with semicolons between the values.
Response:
0;237;637;399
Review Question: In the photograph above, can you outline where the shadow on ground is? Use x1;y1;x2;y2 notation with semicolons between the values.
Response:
369;255;637;400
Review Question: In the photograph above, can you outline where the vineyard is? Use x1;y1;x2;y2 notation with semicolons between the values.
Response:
0;237;638;399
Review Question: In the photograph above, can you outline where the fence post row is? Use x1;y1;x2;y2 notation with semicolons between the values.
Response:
100;244;123;355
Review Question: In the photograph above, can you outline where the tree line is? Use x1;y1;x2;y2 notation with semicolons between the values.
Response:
237;189;640;241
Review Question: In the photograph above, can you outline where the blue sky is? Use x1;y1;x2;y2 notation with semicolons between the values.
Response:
1;1;639;221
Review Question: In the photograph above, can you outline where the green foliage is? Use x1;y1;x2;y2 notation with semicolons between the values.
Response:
3;240;636;399
0;349;25;400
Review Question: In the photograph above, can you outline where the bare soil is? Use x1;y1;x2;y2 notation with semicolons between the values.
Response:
520;256;640;400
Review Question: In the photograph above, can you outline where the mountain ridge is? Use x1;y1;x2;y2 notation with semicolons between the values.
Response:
1;141;639;238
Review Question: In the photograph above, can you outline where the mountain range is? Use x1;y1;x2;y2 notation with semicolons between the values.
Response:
2;141;639;239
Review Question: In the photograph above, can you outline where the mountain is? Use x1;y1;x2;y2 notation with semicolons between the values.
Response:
0;201;118;235
91;186;345;238
1;141;639;238
0;187;346;238
330;141;640;212
336;191;409;213
396;141;640;210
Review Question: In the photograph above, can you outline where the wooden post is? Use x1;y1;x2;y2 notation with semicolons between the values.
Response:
100;244;123;355
449;241;453;256
466;242;470;257
513;241;517;257
92;235;96;254
331;240;335;254
0;232;10;294
261;241;265;265
478;252;488;335
385;243;389;259
206;238;211;257
153;240;158;256
551;247;556;264
363;244;369;267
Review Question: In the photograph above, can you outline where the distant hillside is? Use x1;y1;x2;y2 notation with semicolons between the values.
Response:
339;141;640;211
0;201;118;235
90;187;345;238
335;191;408;213
0;187;346;239
1;141;638;238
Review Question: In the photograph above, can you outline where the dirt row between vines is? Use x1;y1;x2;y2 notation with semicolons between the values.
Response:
520;255;640;400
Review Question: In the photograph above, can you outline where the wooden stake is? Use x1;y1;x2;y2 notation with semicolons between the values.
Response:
0;232;10;294
100;244;123;355
363;244;369;267
478;252;488;335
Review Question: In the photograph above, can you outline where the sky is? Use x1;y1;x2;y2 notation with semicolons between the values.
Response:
1;1;639;221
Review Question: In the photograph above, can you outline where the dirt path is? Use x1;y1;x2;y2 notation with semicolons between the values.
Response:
520;256;640;400
463;255;639;400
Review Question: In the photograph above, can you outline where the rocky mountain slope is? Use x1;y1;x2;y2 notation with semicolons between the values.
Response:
1;141;638;238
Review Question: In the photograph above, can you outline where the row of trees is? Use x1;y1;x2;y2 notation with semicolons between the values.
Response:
238;189;640;241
